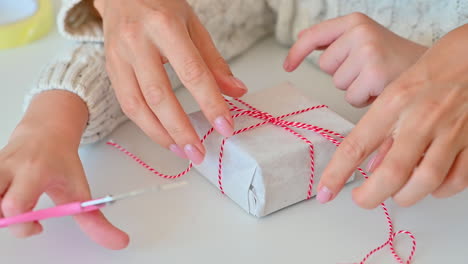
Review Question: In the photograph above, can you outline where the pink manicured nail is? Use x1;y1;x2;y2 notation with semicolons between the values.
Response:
169;144;188;159
317;186;333;204
231;76;248;92
184;144;205;165
214;116;234;137
366;155;377;172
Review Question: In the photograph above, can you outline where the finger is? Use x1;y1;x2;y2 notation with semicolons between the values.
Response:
0;197;4;218
316;87;402;204
329;52;363;91
2;175;45;238
48;167;129;250
0;169;11;197
432;148;468;198
131;39;202;161
106;52;187;158
284;13;370;72
344;64;385;108
150;20;234;140
366;137;394;173
190;16;247;98
318;30;354;75
352;111;434;209
392;134;461;207
0;163;12;219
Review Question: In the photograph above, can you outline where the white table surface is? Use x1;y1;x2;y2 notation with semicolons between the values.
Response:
0;2;467;263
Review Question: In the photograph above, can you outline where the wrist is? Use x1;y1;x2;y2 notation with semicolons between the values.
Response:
13;90;89;149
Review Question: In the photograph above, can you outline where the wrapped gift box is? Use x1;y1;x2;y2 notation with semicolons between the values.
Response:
189;82;356;217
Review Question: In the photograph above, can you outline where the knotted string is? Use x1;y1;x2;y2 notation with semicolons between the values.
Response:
107;98;416;263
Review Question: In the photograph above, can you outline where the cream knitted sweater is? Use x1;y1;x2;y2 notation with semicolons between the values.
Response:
26;0;468;144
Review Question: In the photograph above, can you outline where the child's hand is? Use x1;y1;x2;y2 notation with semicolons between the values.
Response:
93;0;246;164
284;13;427;107
0;91;128;249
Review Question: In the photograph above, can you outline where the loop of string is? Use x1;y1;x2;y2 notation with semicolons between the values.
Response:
107;98;416;263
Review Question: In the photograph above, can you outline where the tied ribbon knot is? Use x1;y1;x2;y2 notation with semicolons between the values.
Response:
107;98;416;264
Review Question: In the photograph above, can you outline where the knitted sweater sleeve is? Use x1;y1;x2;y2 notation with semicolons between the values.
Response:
266;0;468;66
25;0;274;144
267;0;468;47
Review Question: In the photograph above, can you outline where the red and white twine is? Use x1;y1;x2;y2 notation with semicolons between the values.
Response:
107;98;416;263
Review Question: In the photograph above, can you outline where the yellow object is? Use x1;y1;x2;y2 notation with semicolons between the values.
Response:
0;0;54;50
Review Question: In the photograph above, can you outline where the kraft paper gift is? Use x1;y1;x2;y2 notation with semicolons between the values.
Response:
189;82;356;217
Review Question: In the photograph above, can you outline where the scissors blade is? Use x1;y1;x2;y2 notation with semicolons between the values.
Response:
80;181;188;208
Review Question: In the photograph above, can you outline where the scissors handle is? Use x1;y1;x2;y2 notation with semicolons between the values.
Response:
0;201;105;228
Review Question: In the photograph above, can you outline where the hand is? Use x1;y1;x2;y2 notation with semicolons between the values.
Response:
94;0;248;164
315;25;468;207
284;12;427;107
0;91;129;249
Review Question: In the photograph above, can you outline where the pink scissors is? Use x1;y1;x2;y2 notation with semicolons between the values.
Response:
0;182;187;228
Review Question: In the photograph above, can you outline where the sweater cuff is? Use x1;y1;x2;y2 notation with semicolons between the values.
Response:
58;0;104;42
24;43;126;144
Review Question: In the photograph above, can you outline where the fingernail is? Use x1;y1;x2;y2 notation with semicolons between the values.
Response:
366;155;377;172
214;116;234;137
184;144;205;165
169;144;188;159
30;222;43;236
283;60;291;71
317;186;333;204
231;76;248;92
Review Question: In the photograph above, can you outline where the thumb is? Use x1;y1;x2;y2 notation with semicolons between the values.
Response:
190;16;248;98
48;169;129;250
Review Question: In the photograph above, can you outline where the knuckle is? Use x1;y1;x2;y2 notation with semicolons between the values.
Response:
347;12;370;25
332;75;346;90
143;85;168;109
379;164;408;188
120;96;143;118
119;21;141;44
416;166;444;189
180;59;209;85
381;85;412;110
359;42;381;58
366;65;386;83
147;9;175;29
448;112;468;141
318;54;334;75
351;23;378;40
345;92;366;108
167;126;187;137
338;137;367;162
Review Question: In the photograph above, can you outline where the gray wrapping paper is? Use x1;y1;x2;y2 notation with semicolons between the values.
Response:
189;83;356;217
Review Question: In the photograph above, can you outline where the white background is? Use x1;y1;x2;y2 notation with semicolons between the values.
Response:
0;1;467;263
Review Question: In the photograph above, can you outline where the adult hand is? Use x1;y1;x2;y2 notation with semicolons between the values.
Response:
316;25;468;207
94;0;248;164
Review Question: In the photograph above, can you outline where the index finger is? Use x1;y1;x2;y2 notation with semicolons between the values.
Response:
284;12;371;71
149;20;234;138
317;90;400;203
